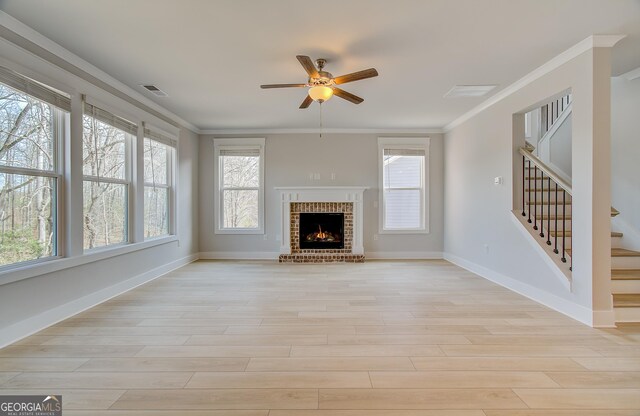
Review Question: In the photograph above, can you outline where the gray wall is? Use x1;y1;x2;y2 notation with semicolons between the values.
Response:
611;76;640;250
549;114;573;179
444;46;615;324
0;35;200;345
199;133;444;257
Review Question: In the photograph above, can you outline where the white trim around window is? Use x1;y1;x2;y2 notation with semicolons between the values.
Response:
213;138;265;234
378;137;430;234
143;128;177;240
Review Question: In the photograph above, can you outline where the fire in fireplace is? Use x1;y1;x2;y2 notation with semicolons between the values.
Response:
299;213;344;249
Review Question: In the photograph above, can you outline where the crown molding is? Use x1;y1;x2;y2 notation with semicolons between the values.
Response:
0;11;200;134
443;34;626;133
621;66;640;81
199;127;444;136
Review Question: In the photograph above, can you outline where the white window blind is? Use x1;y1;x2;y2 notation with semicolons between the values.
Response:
0;65;71;111
144;127;177;148
83;102;137;136
378;137;429;233
219;149;261;157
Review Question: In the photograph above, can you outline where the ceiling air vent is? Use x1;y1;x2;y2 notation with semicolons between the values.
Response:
140;84;168;97
444;85;497;98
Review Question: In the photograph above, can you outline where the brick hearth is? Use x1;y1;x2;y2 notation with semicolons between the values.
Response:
279;202;364;263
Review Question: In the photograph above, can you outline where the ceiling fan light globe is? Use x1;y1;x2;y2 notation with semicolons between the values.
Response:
308;85;333;102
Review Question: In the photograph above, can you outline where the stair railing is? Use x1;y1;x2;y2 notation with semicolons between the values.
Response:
520;147;572;271
541;93;572;135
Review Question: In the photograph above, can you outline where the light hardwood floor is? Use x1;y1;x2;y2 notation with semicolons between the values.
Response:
1;260;640;415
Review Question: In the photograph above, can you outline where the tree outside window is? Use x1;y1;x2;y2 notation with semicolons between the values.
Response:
214;138;264;234
0;83;60;267
82;107;132;250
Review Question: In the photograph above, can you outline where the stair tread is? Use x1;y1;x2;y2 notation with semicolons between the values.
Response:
613;293;640;308
612;269;640;280
612;248;640;257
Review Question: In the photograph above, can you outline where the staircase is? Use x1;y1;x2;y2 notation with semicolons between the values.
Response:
519;93;640;325
611;237;640;323
521;149;640;324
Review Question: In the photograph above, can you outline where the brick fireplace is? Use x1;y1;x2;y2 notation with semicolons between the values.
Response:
276;187;368;263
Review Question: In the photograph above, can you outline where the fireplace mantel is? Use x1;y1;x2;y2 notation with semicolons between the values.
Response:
275;186;369;256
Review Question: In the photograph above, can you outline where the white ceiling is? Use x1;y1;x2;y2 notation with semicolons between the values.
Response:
1;0;639;132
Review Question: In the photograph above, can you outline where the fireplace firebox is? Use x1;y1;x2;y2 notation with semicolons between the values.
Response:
299;213;344;250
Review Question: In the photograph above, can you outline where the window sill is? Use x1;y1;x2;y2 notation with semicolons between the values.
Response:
378;229;430;235
0;235;178;286
215;229;264;235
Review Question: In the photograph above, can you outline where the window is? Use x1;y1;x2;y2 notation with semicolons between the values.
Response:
82;102;135;250
378;137;429;233
214;138;264;234
0;66;69;268
143;128;176;239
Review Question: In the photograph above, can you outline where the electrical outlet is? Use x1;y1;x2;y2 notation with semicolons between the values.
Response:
494;176;503;185
373;234;379;241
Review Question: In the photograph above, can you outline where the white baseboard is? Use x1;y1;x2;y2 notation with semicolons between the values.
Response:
443;252;594;327
199;251;280;260
0;253;199;348
366;251;443;260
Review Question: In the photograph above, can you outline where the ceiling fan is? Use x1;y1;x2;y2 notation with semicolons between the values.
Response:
260;55;379;109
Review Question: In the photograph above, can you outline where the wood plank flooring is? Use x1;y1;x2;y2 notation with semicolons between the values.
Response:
1;259;640;414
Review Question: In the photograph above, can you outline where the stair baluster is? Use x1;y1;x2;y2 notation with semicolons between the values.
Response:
547;177;552;245
533;166;538;231
527;160;532;223
553;182;559;254
561;189;567;263
522;155;526;217
539;171;545;238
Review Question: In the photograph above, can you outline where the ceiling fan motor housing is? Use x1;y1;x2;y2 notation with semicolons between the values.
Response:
309;71;334;87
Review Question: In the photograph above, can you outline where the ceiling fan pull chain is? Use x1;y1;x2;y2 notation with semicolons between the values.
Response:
319;102;323;139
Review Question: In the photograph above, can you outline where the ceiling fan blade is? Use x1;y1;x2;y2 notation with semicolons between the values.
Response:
333;87;364;104
260;83;307;89
296;55;319;78
333;68;378;85
299;95;313;109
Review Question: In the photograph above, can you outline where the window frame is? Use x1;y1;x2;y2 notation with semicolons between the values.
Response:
0;80;67;271
377;137;430;234
142;134;176;240
81;104;135;251
213;137;265;235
